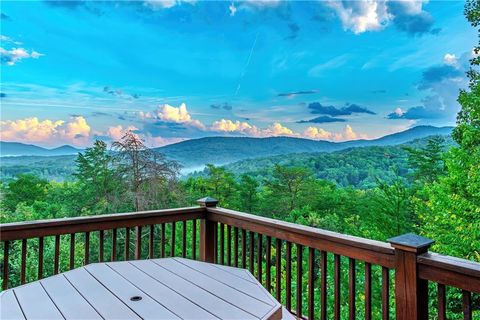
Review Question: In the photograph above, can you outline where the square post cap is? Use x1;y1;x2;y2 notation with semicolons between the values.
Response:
197;197;219;207
388;233;434;253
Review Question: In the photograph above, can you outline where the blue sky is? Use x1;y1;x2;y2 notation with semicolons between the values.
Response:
0;0;476;147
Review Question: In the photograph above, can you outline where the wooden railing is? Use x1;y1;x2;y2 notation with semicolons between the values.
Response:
1;197;479;320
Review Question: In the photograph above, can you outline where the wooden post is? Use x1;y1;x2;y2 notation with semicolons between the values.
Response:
388;233;434;320
198;197;218;263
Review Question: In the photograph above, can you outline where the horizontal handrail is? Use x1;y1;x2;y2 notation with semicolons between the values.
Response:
418;253;480;293
207;207;396;268
0;207;205;241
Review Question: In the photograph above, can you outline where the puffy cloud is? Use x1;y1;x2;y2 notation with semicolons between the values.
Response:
0;47;43;66
211;119;254;133
326;0;390;34
0;116;91;146
303;127;333;140
308;102;376;116
443;53;458;66
326;0;434;35
146;103;206;130
107;125;139;141
263;122;298;137
303;125;367;141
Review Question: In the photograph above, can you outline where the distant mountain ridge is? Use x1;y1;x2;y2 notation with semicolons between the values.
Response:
156;125;453;167
0;142;83;157
0;126;453;162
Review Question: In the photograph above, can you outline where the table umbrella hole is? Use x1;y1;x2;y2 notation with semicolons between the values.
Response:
130;296;142;301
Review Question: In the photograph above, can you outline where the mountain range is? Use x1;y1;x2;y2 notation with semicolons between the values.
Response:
1;126;453;168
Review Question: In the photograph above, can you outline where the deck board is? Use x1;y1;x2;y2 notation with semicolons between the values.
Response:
132;259;258;320
154;258;273;318
14;282;64;320
2;258;281;320
85;263;179;320
175;258;275;305
0;290;25;320
63;267;140;319
107;261;217;319
41;274;102;319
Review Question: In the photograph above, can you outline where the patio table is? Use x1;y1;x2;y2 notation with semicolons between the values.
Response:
1;257;286;320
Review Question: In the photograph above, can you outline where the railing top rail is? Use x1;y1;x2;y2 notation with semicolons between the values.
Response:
0;206;205;241
207;206;396;267
418;252;480;277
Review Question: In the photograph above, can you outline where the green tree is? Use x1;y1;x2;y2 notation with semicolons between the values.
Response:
238;174;259;212
404;136;446;183
74;140;118;213
263;165;311;218
1;174;48;212
418;0;480;262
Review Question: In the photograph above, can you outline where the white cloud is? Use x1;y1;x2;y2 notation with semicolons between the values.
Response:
107;125;139;141
144;0;195;10
326;0;431;35
229;2;237;16
443;53;458;66
151;103;206;129
264;122;298;137
0;47;43;66
303;125;367;141
303;127;334;140
326;0;391;34
0;116;91;147
211;119;254;133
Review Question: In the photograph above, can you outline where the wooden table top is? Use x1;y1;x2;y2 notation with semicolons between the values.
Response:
1;257;286;320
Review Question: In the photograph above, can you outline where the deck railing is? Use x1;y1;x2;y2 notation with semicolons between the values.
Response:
1;197;479;320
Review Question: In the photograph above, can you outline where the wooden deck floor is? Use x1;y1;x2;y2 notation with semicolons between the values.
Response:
1;258;289;320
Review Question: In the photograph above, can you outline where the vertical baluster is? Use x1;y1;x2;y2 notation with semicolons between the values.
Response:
308;247;314;320
234;227;239;267
38;237;44;279
111;228;117;261
99;230;104;262
463;290;472;320
249;231;254;274
54;235;60;274
334;254;341;320
321;251;327;320
382;267;390;320
182;221;187;258
161;223;165;258
296;244;303;319
348;258;356;320
242;229;247;268
275;238;282;302
213;220;218;264
365;262;372;320
70;233;75;269
219;224;225;265
192;220;197;260
227;225;232;266
171;222;176;257
437;283;446;320
257;234;263;283
84;232;90;265
125;227;130;261
149;225;154;259
135;226;142;260
21;239;27;284
286;241;292;312
3;241;9;290
266;236;272;292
